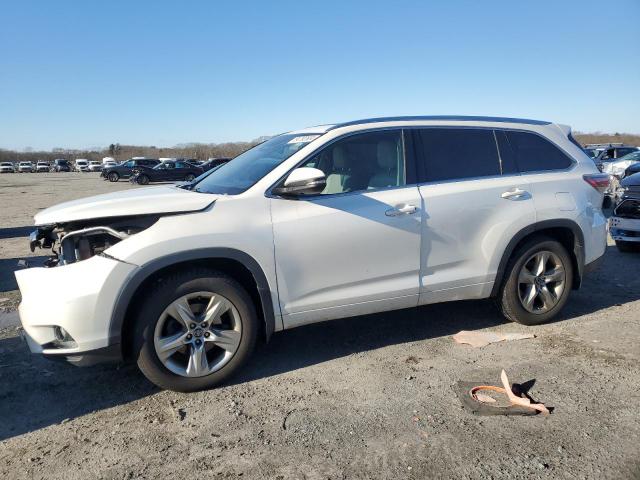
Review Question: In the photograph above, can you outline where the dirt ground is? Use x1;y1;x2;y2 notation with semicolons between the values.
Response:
0;172;639;479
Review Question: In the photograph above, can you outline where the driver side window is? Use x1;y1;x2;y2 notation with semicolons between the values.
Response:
300;130;405;195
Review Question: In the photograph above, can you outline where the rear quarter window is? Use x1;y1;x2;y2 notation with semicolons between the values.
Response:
502;131;572;172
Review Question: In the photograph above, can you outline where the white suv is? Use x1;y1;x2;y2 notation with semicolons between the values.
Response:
17;116;608;391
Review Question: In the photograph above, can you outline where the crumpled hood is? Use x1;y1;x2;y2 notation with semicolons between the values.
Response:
35;185;217;225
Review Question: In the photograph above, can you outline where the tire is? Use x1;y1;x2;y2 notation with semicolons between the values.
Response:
498;236;573;326
133;269;258;392
108;172;120;182
137;174;149;185
616;240;640;253
184;173;196;182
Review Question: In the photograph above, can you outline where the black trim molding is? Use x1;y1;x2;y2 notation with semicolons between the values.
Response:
490;219;586;297
108;248;276;347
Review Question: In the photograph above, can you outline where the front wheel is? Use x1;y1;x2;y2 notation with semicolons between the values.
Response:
498;236;573;326
108;172;119;182
133;269;258;392
184;173;196;182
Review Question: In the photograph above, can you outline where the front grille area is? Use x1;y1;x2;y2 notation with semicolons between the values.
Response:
614;199;640;219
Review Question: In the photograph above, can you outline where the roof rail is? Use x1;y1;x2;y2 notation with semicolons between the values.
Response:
585;143;626;148
327;115;551;130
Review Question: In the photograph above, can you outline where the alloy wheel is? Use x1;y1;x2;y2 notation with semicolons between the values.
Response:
517;250;566;314
153;291;242;377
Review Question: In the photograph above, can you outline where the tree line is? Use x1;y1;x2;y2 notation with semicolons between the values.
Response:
1;133;639;164
0;139;265;164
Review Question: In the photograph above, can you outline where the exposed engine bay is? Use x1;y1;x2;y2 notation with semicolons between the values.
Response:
30;215;159;266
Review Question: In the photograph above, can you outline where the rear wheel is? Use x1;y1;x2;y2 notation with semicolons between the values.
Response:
133;269;258;392
184;173;196;182
498;236;573;325
137;174;149;185
108;172;120;182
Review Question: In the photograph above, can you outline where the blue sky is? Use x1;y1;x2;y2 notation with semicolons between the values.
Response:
1;0;638;151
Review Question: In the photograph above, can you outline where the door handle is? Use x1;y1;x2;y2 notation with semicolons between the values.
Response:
501;188;530;200
385;203;418;216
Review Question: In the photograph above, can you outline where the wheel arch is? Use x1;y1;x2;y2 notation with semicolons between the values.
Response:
109;248;276;360
491;219;585;297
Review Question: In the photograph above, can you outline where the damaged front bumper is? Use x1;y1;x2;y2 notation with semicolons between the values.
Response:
609;216;640;243
15;254;137;365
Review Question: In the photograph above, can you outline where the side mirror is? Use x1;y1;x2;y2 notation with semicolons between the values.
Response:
273;167;326;197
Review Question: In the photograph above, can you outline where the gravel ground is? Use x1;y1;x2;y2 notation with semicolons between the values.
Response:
0;172;639;479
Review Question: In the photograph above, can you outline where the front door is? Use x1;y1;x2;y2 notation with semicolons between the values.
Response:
271;129;422;328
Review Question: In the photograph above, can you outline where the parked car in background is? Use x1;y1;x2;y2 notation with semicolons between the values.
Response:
201;157;232;172
102;157;117;167
20;115;608;392
36;161;50;172
585;143;639;171
74;159;89;172
0;162;15;173
53;159;71;172
130;159;203;185
625;162;640;178
88;161;103;172
101;158;160;182
601;150;640;178
609;172;640;253
18;161;34;173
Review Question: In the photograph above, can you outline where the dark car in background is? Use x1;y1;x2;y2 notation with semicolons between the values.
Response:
102;158;160;182
625;162;640;178
201;157;232;172
609;172;640;253
53;159;71;172
130;159;203;185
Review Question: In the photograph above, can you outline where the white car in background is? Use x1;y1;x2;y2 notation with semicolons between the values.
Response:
18;161;34;173
88;161;103;172
36;161;50;172
0;162;15;173
18;115;608;392
74;159;89;172
102;157;118;168
601;150;640;178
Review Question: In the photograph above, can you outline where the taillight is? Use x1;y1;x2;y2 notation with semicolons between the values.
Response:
583;173;610;193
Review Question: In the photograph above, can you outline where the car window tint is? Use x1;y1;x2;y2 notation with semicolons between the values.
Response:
175;161;186;168
616;148;636;158
416;128;500;182
299;130;405;195
504;131;572;172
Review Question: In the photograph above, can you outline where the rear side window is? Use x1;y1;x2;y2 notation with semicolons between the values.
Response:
616;148;636;158
502;131;572;172
415;128;500;182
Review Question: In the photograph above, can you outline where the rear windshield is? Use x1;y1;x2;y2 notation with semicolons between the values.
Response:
193;133;321;194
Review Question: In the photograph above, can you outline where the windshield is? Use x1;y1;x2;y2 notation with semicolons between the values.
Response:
193;133;321;194
585;149;600;158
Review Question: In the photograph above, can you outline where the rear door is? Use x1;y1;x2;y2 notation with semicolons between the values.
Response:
270;129;422;328
413;127;536;304
497;130;576;224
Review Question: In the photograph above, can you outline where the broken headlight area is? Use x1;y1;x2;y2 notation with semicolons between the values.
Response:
30;215;159;266
613;199;640;220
